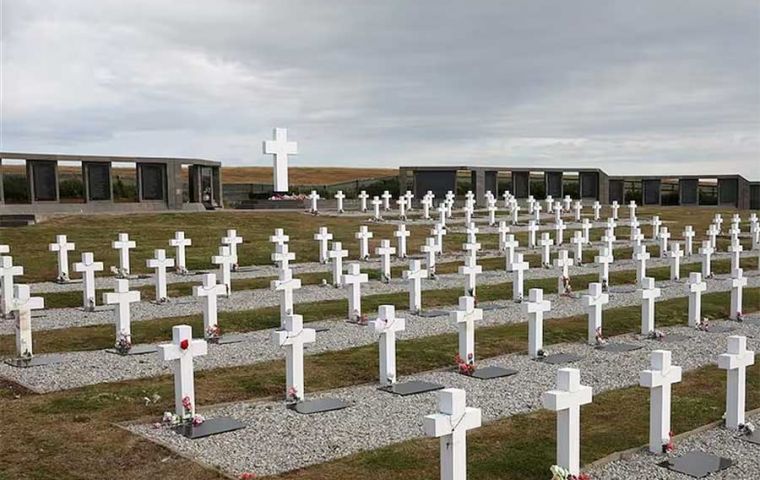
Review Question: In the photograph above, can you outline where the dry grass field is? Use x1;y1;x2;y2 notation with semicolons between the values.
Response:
220;166;398;184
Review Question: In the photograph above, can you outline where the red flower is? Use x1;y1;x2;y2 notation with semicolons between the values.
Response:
180;339;189;350
239;473;256;480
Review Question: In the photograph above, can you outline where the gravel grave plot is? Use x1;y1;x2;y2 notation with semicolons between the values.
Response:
2;274;756;393
126;317;760;478
4;247;747;334
589;412;760;479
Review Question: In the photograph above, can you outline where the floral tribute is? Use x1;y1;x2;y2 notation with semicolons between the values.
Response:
594;327;607;346
114;332;132;355
286;386;300;405
736;311;744;322
239;473;257;480
455;353;476;376
550;465;591;480
662;430;675;453
561;277;574;297
205;325;222;340
160;395;204;428
696;318;710;332
647;329;665;340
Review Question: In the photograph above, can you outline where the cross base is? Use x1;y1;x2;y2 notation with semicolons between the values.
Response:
172;416;245;439
5;355;64;368
207;334;246;345
466;366;519;380
659;452;732;478
594;343;642;353
535;353;584;365
379;380;445;396
106;344;157;356
289;397;350;415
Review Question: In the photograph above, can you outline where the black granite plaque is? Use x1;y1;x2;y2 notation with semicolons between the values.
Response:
469;366;519;380
292;398;350;415
211;335;246;345
140;164;165;200
5;355;64;368
106;345;157;356
86;163;111;201
537;353;583;365
32;161;57;201
658;334;691;343
416;309;448;318
659;451;732;478
609;285;637;294
704;325;737;334
595;343;642;353
379;381;444;396
743;429;760;445
173;417;245;439
479;302;507;311
580;172;599;198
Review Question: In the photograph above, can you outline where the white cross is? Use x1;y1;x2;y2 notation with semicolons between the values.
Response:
272;242;296;272
158;325;207;418
544;195;554;214
211;246;234;296
669;242;683;280
592;201;601;221
404;190;414;210
358;190;369;212
445;194;455;218
73;252;104;310
272;313;315;402
659;227;671;256
707;224;719;249
437;202;448;227
728;240;743;273
308;190;320;213
263;127;297;192
527;221;539;249
11;284;44;358
563;195;572;212
504;234;518;270
342;263;368;321
458;254;482;297
633;244;650;286
601;228;616;261
381;190;392;211
628;200;637;220
334;190;346;213
699;240;714;278
594;246;613;288
542;368;593;476
650;216;662;240
555;219;567;246
503;190;511;207
463;205;473;225
1;256;24;317
169;231;192;274
573;201;582;222
751;222;760;250
421;195;433;220
314;227;333;264
553;202;562;225
640;277;661;335
395;224;410;259
511;252;529;302
421;237;438;277
640;350;682;453
687;272;707;327
450;296;483;363
582;282;608;344
396;195;407;219
487;198;498;226
403;259;428;313
112;233;136;276
730;268;747;320
48;234;75;281
271;268;301;326
511;202;521;225
497;221;510;251
423;389;482;480
571;231;584;265
527;195;536;214
269;228;289;249
683;226;695;256
432;223;447;255
355;225;374;260
524;288;551;358
629;218;640;241
631;227;644;249
581;219;592;244
539;232;554;267
462;241;481;264
728;224;741;246
713;213;724;233
103;279;140;345
554;249;574;294
328;241;348;287
375;240;396;281
465;222;479;244
610;200;619;220
194;273;227;337
147;249;174;302
369;305;405;385
534;202;543;224
718;336;756;429
221;229;243;270
371;196;383;221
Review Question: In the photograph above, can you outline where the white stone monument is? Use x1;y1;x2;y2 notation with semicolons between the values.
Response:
263;127;298;193
221;229;243;271
730;268;747;320
375;240;396;281
669;242;683;280
395;224;410;259
334;190;346;213
11;284;44;359
510;252;529;302
0;256;24;317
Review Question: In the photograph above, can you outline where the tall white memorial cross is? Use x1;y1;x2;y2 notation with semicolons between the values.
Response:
358;190;369;212
308;190;320;213
271;268;301;327
450;296;483;364
48;235;75;281
592;201;601;221
103;279;140;344
147;249;174;302
718;336;755;429
542;368;593;476
369;305;406;385
381;190;392;211
581;218;592;244
683;226;695;256
403;259;428;313
730;268;747;320
371;196;383;221
606;217;617;236
355;226;374;260
11;285;44;358
611;200;620;220
269;228;289;249
511;252;529;302
669;242;683;280
194;273;227;337
395;223;410;259
633;244;650;285
503;234;518;270
640;350;682;453
112;233;136;275
699;240;714;278
640;277;662;335
687;272;707;327
554;249;574;294
659;227;671;256
459;254;482;297
272;313;315;402
751;222;760;250
445;192;455;217
1;256;24;316
582;282;609;344
375;240;396;281
555;219;567;246
314;227;333;264
263;127;298;192
571;231;584;265
728;240;743;273
221;229;243;270
524;288;551;358
423;389;482;480
328;242;348;287
594;246;613;289
158;325;207;417
169;231;192;274
343;263;368;321
651;216;662;240
334;190;346;213
272;242;295;271
211;246;234;296
527;221;539;249
73;252;104;310
713;213;724;233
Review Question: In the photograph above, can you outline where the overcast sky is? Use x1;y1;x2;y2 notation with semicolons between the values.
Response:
2;0;759;178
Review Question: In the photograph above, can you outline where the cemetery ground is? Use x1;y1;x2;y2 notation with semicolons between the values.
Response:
1;204;758;479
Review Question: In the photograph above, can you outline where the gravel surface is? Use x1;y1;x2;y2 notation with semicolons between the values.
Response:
589;412;760;479
126;315;760;478
2;273;757;393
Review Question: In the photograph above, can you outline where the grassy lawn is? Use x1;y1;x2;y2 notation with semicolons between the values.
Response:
0;288;757;479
